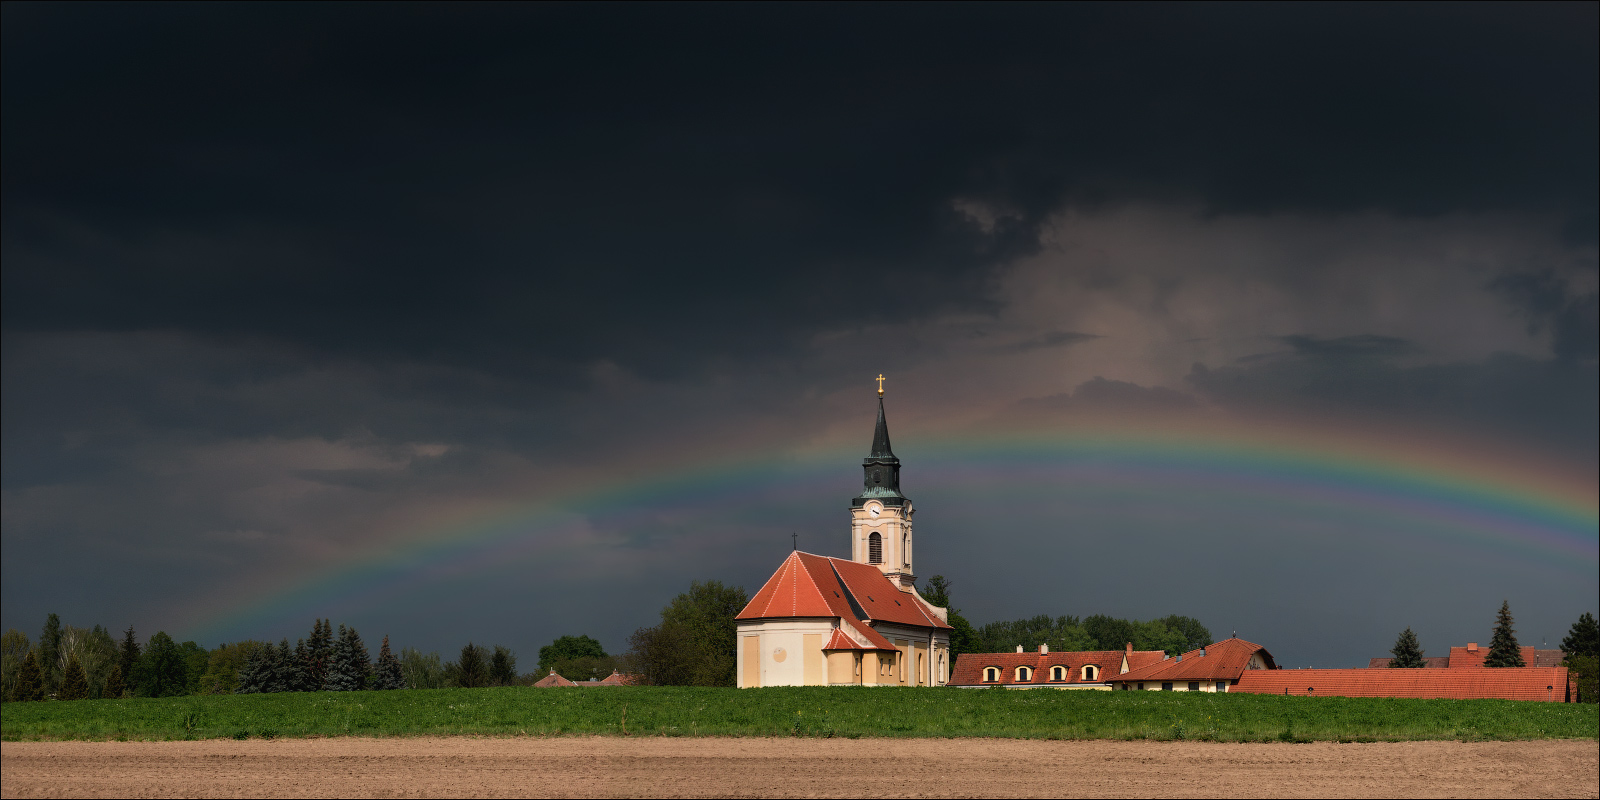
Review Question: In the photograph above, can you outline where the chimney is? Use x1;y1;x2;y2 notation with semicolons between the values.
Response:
1200;647;1207;657
1176;653;1182;662
1040;644;1049;654
1016;645;1024;653
1467;642;1478;652
1126;642;1133;654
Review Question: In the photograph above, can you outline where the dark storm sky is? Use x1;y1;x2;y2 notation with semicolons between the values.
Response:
3;3;1596;668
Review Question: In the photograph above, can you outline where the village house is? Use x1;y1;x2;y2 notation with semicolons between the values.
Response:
734;383;953;687
948;642;1168;689
1108;636;1279;692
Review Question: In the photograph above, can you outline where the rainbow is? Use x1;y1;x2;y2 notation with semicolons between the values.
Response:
182;414;1597;644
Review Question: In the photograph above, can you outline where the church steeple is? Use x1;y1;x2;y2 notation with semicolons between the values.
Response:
851;376;915;588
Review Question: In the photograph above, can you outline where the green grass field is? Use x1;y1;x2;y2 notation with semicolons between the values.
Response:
2;687;1594;742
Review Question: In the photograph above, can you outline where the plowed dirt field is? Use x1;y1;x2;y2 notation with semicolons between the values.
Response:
3;737;1595;798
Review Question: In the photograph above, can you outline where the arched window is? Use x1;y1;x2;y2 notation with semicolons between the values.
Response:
1082;665;1099;681
1015;666;1033;682
984;667;999;682
868;532;882;564
1050;666;1066;681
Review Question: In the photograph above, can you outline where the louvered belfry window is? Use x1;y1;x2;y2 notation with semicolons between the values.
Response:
868;532;883;564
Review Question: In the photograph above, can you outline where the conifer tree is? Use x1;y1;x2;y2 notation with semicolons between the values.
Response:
306;619;333;691
1485;600;1526;667
1388;627;1426;668
60;656;89;700
374;636;405;690
103;662;127;699
1562;613;1599;659
119;626;141;689
235;643;271;694
456;642;489;688
15;650;43;701
258;639;289;694
327;625;370;691
39;613;62;696
290;639;311;692
490;646;517;686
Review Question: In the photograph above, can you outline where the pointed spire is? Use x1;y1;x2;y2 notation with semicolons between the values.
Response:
870;396;895;459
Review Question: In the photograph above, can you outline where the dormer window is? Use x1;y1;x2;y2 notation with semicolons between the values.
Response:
1082;665;1099;681
983;667;1000;682
1049;666;1066;681
1015;666;1033;682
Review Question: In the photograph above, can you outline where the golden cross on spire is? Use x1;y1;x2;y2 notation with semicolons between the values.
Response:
876;374;886;396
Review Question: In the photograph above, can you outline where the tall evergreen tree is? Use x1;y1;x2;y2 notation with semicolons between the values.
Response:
1485;600;1526;667
306;619;333;691
137;632;190;697
1562;613;1599;658
119;626;141;689
374;636;405;690
456;642;489;688
258;639;289;694
103;662;127;699
327;625;370;691
1388;627;1426;668
15;650;43;701
59;656;89;700
235;644;271;694
39;613;62;696
489;646;516;686
290;639;311;692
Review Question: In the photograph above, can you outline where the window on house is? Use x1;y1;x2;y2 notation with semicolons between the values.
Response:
868;532;882;564
1050;666;1065;681
1161;682;1173;691
984;667;999;682
1188;681;1200;691
1082;665;1098;681
1216;681;1227;692
1016;666;1032;682
1137;682;1145;690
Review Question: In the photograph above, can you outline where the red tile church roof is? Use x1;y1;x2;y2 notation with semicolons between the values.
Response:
1113;638;1277;684
736;551;952;641
533;672;576;687
1232;667;1571;701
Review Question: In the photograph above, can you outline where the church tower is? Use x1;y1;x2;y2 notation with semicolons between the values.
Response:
852;376;915;589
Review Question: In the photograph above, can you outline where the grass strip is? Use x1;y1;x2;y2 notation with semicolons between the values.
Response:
3;686;1594;742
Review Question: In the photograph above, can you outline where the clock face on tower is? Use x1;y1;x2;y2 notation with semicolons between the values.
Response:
869;506;881;517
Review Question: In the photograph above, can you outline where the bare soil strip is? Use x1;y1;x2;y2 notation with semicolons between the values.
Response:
2;737;1596;799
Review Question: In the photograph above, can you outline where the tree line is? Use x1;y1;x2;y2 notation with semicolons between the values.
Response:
919;575;1212;664
1387;602;1597;702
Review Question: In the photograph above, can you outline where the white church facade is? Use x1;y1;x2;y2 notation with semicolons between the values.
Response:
734;383;953;687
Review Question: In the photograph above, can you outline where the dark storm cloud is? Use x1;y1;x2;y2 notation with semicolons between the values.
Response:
4;3;1596;373
1017;376;1199;414
1000;330;1102;353
1489;270;1600;360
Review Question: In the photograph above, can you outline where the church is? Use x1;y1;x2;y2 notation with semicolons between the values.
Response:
735;381;953;687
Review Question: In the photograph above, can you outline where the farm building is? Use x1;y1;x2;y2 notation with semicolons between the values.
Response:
1231;666;1571;701
1365;642;1567;669
734;387;953;688
948;642;1168;689
1108;636;1279;692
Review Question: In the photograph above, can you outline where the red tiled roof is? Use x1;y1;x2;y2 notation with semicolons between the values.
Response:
1447;646;1564;668
595;670;638;686
1113;638;1278;684
950;649;1165;687
822;627;878;651
1366;656;1451;669
736;552;951;632
533;672;576;687
1232;667;1571;701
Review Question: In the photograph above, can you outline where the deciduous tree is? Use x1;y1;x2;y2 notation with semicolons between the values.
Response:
103;662;126;699
1388;627;1426;668
400;648;444;689
537;635;607;676
625;580;747;686
137;632;189;697
1485;601;1526;668
1;629;30;701
921;575;977;664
